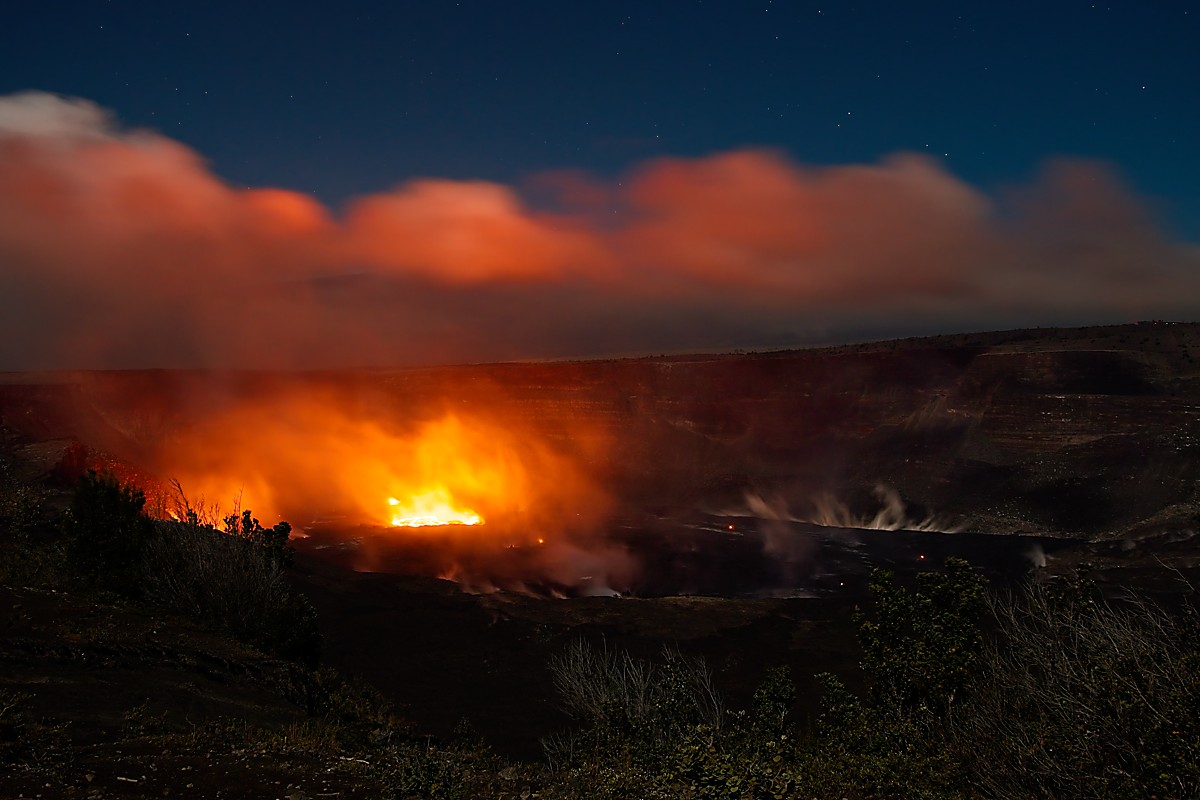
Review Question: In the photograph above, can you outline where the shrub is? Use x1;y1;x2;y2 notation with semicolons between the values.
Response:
807;558;988;799
950;580;1200;799
63;471;154;596
807;561;1200;799
545;641;725;796
856;556;988;716
550;640;722;733
544;642;815;799
222;509;294;566
142;518;320;665
806;673;966;800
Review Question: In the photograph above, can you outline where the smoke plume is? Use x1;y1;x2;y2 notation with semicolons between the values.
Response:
1;91;1197;369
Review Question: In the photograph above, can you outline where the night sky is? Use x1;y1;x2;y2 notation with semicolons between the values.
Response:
1;1;1198;369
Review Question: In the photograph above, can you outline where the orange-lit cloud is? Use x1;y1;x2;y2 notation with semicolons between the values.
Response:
345;179;608;283
614;149;988;302
1;91;1197;369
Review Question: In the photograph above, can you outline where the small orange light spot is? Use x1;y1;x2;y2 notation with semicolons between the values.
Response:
537;537;545;544
727;523;735;531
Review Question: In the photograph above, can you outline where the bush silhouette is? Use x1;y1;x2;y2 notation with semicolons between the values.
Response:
811;557;987;798
144;513;318;665
950;579;1200;799
64;471;154;596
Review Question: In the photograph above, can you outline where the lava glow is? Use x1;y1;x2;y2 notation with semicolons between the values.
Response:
151;384;608;546
388;492;483;528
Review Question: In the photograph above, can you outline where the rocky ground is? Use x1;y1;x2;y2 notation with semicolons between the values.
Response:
0;566;398;798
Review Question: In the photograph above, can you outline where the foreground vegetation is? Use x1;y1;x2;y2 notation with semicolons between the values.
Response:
2;450;1199;797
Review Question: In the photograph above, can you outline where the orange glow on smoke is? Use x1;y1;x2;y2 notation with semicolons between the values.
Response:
151;384;607;543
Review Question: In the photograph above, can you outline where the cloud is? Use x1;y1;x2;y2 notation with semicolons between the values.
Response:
0;91;1196;369
986;160;1190;314
614;149;989;303
345;179;608;283
0;92;115;141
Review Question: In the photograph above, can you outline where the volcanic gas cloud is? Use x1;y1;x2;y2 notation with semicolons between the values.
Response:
149;383;632;593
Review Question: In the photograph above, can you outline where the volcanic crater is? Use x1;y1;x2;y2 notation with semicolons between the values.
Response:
3;321;1200;755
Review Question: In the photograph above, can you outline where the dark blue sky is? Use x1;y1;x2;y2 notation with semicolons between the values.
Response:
3;1;1197;233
